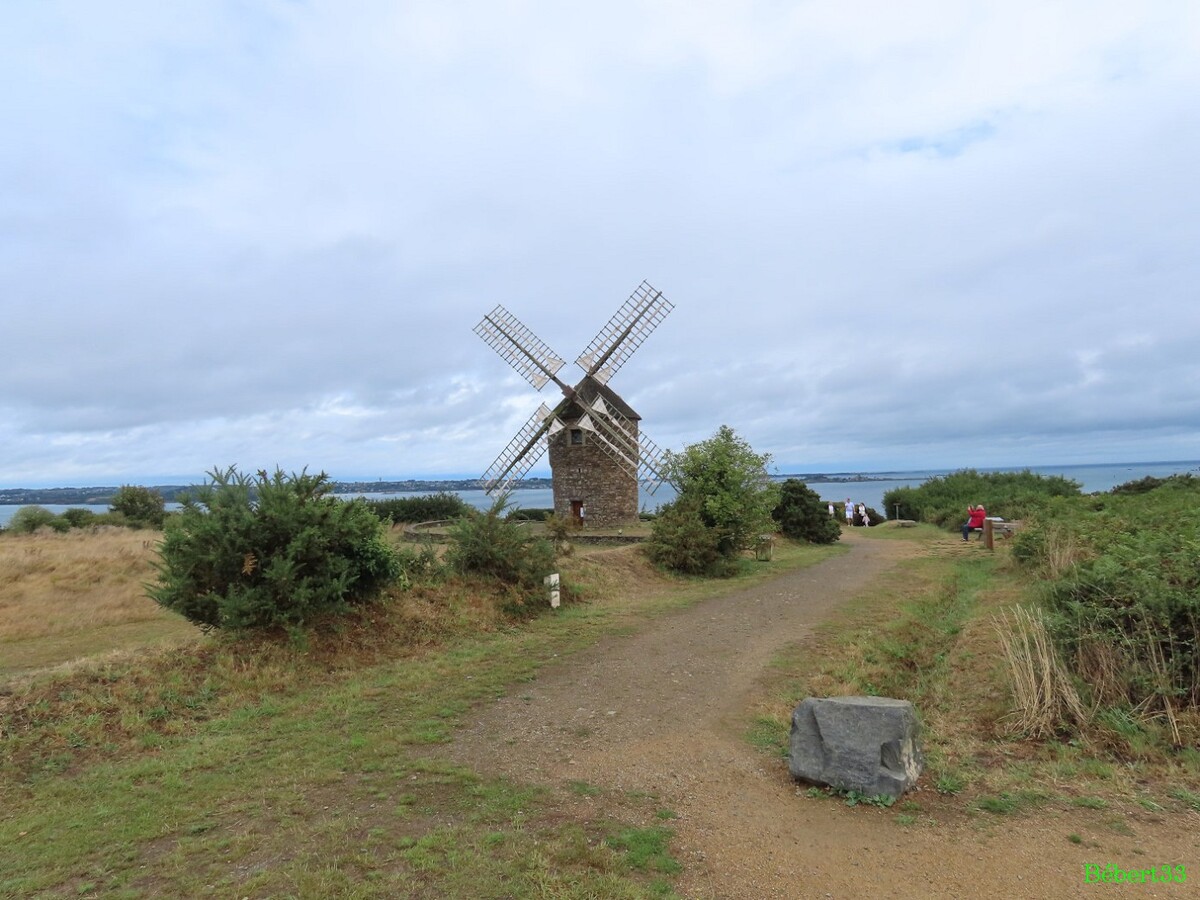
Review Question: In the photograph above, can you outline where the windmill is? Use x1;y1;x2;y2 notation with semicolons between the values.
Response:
474;280;675;526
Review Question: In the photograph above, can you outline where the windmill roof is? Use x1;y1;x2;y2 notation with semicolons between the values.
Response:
564;375;641;421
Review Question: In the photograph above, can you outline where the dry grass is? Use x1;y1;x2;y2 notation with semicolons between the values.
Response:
0;529;185;643
994;605;1090;738
0;539;681;784
559;543;675;609
1;529;199;679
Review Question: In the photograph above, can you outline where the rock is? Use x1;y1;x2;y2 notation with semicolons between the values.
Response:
789;696;923;798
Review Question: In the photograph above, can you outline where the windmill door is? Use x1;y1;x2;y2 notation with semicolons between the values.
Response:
570;500;584;525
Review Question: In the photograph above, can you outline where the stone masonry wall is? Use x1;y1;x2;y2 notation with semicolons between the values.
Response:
547;425;639;527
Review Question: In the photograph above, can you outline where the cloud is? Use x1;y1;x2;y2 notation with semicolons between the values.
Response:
1;1;1199;486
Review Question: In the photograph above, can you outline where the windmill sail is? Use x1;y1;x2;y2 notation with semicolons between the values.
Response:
588;394;673;493
479;404;559;494
575;281;673;384
474;305;567;391
475;282;676;515
634;434;672;494
575;413;638;476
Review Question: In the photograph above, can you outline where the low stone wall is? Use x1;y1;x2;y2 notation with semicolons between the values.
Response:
401;520;646;546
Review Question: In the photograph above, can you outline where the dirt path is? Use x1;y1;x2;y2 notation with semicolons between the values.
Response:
444;533;1195;898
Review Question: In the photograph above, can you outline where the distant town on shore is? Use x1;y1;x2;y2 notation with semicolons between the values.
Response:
0;473;899;507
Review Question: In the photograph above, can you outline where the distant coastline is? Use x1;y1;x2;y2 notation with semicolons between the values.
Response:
0;472;906;506
0;478;551;507
2;460;1197;508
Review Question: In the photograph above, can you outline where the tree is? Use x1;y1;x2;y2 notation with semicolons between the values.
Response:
149;466;399;632
772;479;841;544
110;485;166;528
648;425;779;574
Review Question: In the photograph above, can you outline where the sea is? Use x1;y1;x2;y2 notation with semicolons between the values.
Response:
2;460;1198;529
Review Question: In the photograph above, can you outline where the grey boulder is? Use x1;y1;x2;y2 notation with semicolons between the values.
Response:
789;696;923;798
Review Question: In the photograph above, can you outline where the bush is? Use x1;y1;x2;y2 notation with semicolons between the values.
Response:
543;512;579;554
149;466;400;632
364;492;472;524
773;480;841;543
1109;473;1196;496
59;508;98;529
393;540;445;589
645;495;725;575
882;469;1081;529
444;494;556;616
7;506;67;534
505;507;553;522
109;485;166;529
1011;477;1200;731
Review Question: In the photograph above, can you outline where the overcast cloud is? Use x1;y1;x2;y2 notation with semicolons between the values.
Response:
3;1;1199;487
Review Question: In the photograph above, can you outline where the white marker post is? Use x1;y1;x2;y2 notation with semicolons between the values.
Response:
544;572;561;608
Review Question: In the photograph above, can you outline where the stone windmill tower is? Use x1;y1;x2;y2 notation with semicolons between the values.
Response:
474;281;675;526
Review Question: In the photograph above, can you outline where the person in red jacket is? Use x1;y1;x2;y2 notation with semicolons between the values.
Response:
962;504;987;541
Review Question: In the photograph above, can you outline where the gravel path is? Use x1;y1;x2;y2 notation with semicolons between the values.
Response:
443;532;1195;898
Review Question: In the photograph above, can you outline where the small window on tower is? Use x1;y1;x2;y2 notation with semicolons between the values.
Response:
569;428;584;446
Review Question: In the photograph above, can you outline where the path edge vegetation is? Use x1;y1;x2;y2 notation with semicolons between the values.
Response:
749;475;1200;829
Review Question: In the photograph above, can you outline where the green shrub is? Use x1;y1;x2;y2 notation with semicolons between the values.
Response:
1012;477;1200;725
645;495;726;576
772;480;841;543
444;494;556;616
59;508;98;529
505;507;553;522
7;506;67;534
364;492;472;524
109;485;166;529
149;466;400;632
1109;474;1195;495
393;540;445;589
882;469;1081;529
543;513;579;551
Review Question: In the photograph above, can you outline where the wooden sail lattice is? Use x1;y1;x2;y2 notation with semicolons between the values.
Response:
474;282;675;496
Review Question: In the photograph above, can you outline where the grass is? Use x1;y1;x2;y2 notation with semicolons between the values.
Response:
0;530;196;677
0;532;837;898
743;529;1200;822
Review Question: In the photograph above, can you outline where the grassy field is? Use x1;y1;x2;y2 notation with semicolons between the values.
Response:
0;531;837;898
0;529;196;677
4;525;1198;896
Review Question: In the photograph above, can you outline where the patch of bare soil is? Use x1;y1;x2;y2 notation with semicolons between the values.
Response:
442;532;1196;898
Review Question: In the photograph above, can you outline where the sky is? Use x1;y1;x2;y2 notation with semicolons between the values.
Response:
3;1;1200;488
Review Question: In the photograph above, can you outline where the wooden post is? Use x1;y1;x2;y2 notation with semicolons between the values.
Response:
984;518;994;550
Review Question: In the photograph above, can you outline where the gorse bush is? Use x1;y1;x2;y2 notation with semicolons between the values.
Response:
150;466;400;632
772;480;841;544
882;469;1081;528
645;494;725;576
444;493;556;616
